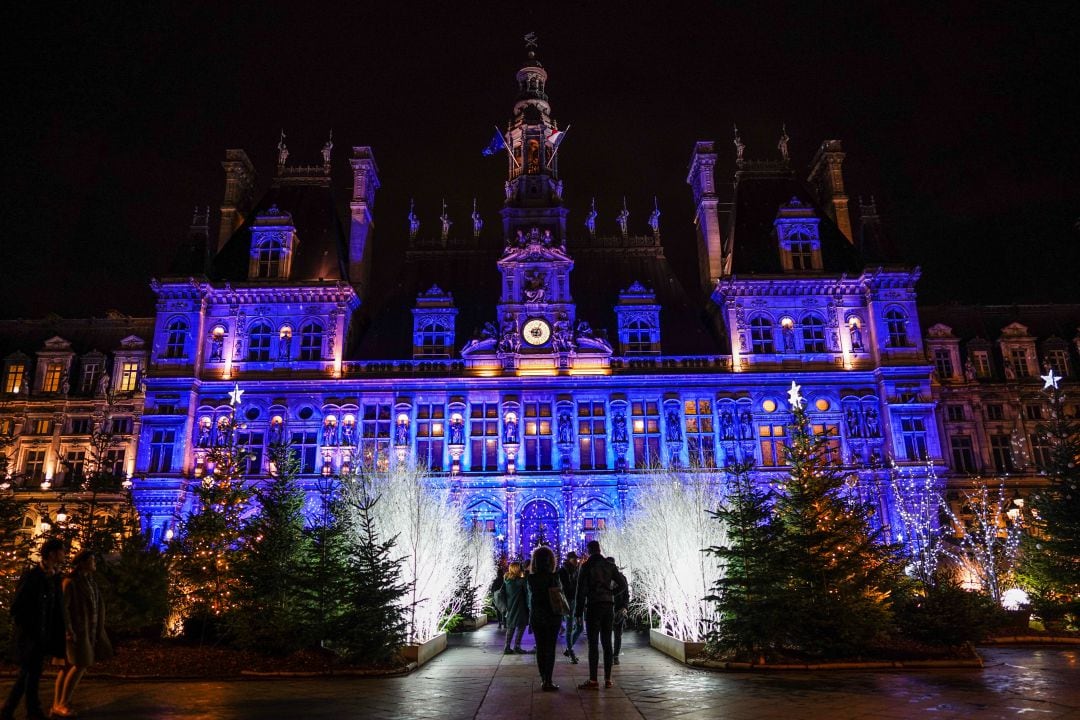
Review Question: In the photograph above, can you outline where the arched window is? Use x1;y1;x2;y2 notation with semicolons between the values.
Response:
801;314;826;353
626;319;653;353
163;318;188;359
247;321;272;361
255;238;283;279
299;321;323;361
750;316;774;354
885;309;908;347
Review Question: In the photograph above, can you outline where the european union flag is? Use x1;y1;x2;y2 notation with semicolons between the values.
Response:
481;129;506;157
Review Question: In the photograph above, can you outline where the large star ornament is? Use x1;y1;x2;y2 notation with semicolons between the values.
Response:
787;380;804;409
1041;368;1061;390
228;383;245;406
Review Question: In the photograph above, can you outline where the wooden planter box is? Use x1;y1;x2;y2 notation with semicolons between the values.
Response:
401;633;448;667
459;615;488;631
650;629;705;663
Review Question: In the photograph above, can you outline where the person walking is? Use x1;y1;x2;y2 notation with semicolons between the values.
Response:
498;561;529;654
51;551;112;718
607;556;628;665
557;551;582;663
2;539;65;720
573;540;626;689
526;546;563;691
490;559;507;629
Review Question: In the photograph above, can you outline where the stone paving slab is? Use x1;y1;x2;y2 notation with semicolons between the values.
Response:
5;625;1080;718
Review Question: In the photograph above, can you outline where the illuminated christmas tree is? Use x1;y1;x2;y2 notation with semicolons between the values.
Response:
942;477;1021;604
1020;369;1080;609
888;461;948;585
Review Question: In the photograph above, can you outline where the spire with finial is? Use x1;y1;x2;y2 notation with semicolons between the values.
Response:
778;124;790;162
733;123;745;163
277;129;289;168
585;197;597;238
439;198;452;241
471;197;483;238
321;129;333;169
408;198;420;240
648;196;660;237
617;197;629;238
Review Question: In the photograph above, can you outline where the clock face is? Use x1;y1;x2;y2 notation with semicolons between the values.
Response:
522;318;551;346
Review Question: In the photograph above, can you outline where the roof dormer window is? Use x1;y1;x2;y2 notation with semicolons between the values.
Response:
774;197;823;272
248;205;297;280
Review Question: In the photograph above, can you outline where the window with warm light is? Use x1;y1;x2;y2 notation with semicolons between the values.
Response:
759;424;787;466
42;363;63;393
4;363;25;393
360;403;392;470
631;400;661;468
577;401;607;470
469;402;499;471
684;398;716;468
118;361;140;392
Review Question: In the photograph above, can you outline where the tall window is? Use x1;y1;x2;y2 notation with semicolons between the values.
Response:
31;418;53;435
416;403;445;471
801;315;826;353
1029;432;1052;470
63;450;86;484
24;450;46;483
104;449;126;477
971;350;991;378
360;403;391;470
631;400;661;469
79;362;100;394
812;423;842;465
1046;348;1070;377
684;398;716;468
247;322;272;362
946;405;965;422
577;401;607;470
1007;347;1030;377
950;435;977;473
118;361;140;392
290;431;319;474
469;402;499;471
164;319;188;359
985;404;1005;421
523;401;553;471
147;429;176;474
299;321;323;361
255;238;284;278
933;348;954;378
42;363;63;393
899;417;928;460
237;430;264;475
989;434;1013;472
4;363;25;393
110;416;134;435
418;321;452;356
790;239;814;270
625;320;654;353
759;424;787;466
885;309;908;347
750;316;774;354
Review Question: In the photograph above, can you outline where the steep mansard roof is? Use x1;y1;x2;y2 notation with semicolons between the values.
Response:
725;164;864;275
210;176;349;283
0;316;154;358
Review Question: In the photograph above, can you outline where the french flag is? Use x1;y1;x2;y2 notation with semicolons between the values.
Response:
547;128;565;147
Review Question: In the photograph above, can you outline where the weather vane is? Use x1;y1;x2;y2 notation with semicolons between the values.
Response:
524;32;538;49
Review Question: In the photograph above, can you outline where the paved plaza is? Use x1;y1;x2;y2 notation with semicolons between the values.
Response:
14;625;1080;719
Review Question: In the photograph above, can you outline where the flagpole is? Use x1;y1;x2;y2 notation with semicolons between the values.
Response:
498;125;520;169
545;124;570;169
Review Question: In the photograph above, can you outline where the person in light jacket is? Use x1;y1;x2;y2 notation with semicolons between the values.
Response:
51;551;112;718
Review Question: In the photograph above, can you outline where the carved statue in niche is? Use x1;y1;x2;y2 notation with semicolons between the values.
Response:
504;180;514;201
552;313;573;352
864;408;880;437
278;333;292;360
585;198;597;237
340;422;355;447
964;360;976;382
268;421;284;446
210;334;224;361
849;323;863;350
665;410;682;442
498;314;520;353
523;270;546;303
60;372;70;395
504;416;518;444
97;373;110;397
739;411;753;440
449;416;465;445
542;229;554;247
196;423;212;448
612;412;628;443
782;325;796;352
395;421;410;446
557;412;573;444
845;408;862;438
322;421;337;446
1004;362;1016;380
720;411;735;440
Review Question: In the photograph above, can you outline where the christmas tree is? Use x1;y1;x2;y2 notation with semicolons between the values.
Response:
231;442;313;652
1021;369;1080;611
168;410;254;637
773;382;904;657
302;469;352;648
705;460;787;660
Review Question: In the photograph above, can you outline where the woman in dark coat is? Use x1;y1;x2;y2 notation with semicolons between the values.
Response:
498;561;529;653
52;551;112;718
526;545;563;691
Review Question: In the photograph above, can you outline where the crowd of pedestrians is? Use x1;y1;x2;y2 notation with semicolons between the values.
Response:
2;540;111;720
494;539;628;692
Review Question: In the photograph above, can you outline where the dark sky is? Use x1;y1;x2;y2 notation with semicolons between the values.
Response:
5;1;1079;319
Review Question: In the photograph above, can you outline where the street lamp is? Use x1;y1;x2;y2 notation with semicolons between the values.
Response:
55;505;68;524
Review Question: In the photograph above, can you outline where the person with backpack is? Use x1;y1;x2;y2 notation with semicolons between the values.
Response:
607;556;629;665
525;545;563;691
573;540;626;689
557;551;581;663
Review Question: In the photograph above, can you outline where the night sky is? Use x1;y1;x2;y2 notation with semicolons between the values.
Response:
6;2;1079;319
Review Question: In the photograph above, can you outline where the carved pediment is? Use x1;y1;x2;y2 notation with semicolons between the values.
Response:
119;335;146;349
1000;322;1030;338
42;336;72;350
926;323;954;338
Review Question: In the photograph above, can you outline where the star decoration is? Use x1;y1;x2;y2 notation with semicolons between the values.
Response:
1041;368;1061;390
228;383;244;407
787;380;804;409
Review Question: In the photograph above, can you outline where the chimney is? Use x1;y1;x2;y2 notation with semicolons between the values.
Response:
687;141;723;291
808;140;853;243
218;149;256;253
348;146;380;293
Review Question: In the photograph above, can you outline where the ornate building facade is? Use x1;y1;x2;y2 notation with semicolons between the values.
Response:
3;50;1078;558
